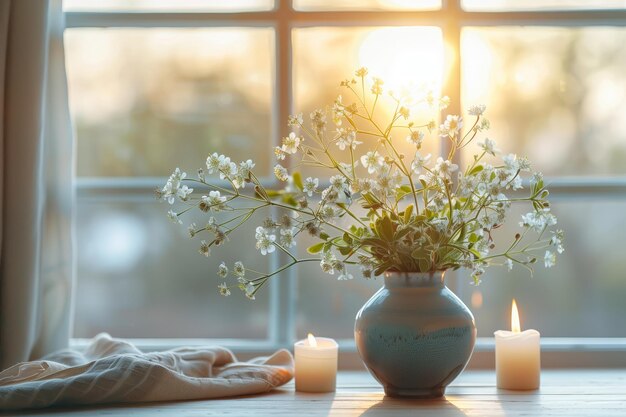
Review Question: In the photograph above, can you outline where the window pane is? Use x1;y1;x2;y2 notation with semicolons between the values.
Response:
73;200;270;339
294;0;440;10
452;199;626;338
293;27;444;177
462;0;625;11
63;0;273;12
462;27;626;176
65;28;274;177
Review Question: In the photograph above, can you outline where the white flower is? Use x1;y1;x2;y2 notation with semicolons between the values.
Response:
233;261;245;277
188;223;197;237
245;282;256;300
274;164;289;181
520;209;557;232
478;138;499;155
320;251;338;274
303;177;319;196
406;130;424;147
282;132;301;154
255;226;276;255
361;151;384;174
206;153;221;174
233;159;255;189
503;153;519;173
505;258;513;271
337;270;354;280
217;155;237;180
439;115;463;139
287;112;303;127
199;240;210;257
167;209;182;224
218;283;231;296
434;157;459;177
411;152;431;174
544;250;556;268
217;262;228;278
550;230;565;254
201;190;227;212
280;227;297;248
468;104;486;116
161;168;189;204
335;128;361;150
274;146;286;160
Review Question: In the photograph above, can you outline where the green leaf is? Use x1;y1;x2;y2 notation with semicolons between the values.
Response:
403;204;414;223
307;242;324;254
292;171;303;191
343;232;353;245
469;165;484;176
319;232;330;241
418;258;430;272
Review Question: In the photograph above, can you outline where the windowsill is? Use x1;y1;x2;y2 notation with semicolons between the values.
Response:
70;337;626;369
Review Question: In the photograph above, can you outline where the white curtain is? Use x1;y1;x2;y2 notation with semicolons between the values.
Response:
0;0;75;369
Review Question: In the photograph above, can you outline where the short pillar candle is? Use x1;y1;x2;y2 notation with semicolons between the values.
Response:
294;334;338;393
494;299;540;390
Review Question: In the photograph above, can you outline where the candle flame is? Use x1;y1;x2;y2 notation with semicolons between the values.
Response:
307;333;317;347
511;299;521;333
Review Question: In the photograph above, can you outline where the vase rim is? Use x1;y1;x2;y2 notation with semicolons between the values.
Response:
383;270;445;288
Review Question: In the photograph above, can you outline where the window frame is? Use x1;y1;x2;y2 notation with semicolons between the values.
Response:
66;0;626;366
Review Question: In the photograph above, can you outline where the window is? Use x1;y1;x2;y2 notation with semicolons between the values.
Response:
65;1;626;355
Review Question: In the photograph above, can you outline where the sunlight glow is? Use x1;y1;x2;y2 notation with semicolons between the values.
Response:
358;27;443;96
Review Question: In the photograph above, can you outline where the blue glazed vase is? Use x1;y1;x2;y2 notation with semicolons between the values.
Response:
354;271;476;398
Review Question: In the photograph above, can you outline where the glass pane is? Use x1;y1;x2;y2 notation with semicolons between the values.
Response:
73;200;270;339
295;226;383;339
463;0;626;11
294;0;440;10
452;200;626;338
64;0;274;12
293;27;444;177
65;28;274;177
462;27;626;176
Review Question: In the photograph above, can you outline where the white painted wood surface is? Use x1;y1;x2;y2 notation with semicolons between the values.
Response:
3;370;625;416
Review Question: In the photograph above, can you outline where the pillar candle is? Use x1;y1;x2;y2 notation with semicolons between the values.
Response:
494;299;540;390
294;334;338;393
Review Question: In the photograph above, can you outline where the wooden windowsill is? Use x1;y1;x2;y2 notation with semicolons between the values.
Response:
7;370;626;416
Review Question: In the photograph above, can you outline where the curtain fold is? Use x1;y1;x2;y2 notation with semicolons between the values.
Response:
0;0;75;369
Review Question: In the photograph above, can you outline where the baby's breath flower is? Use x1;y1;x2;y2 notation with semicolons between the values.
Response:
274;146;287;161
199;240;210;257
371;77;384;95
303;177;319;197
406;130;424;147
274;164;289;181
335;127;361;150
217;262;229;278
361;151;384;174
200;191;227;212
468;104;486;116
188;223;197;238
255;226;276;255
550;230;565;254
338;270;354;280
287;112;303;127
167;210;182;225
478;138;499;155
218;283;231;297
245;282;256;300
280;227;297;248
439;115;463;139
206;153;221;174
544;250;556;268
233;261;245;277
355;67;368;77
505;259;513;271
281;132;301;154
411;152;431;174
434;157;459;177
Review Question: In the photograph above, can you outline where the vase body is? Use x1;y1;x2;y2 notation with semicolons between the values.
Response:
354;271;476;398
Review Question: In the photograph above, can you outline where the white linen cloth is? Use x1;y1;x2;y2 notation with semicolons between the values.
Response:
0;334;294;410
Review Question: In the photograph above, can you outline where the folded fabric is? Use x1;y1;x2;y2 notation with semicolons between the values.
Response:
0;333;294;410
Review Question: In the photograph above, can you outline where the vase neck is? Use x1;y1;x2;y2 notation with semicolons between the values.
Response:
383;271;445;289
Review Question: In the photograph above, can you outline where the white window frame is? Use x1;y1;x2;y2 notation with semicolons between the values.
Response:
67;0;626;367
